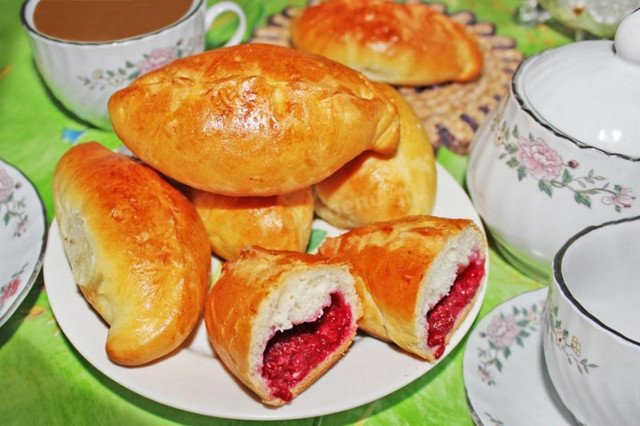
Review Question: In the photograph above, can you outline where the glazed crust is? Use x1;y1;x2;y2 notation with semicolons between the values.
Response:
204;247;362;406
290;0;483;86
52;142;211;366
186;187;314;260
313;83;437;228
318;215;487;361
108;43;400;196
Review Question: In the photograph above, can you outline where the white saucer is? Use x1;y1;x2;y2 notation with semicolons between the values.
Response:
463;287;577;425
0;159;47;328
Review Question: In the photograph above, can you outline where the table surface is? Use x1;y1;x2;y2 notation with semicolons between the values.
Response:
0;1;573;424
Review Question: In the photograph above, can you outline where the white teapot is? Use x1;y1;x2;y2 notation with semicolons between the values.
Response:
466;9;640;281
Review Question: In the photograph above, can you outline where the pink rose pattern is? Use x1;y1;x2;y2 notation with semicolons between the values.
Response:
78;37;199;90
0;264;27;311
492;118;635;212
487;315;520;348
0;168;29;238
0;166;30;319
602;187;636;209
0;169;13;201
136;47;177;75
517;138;563;181
476;302;542;386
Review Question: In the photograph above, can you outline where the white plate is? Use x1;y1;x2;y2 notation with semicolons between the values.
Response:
463;287;576;425
44;163;488;421
0;159;47;328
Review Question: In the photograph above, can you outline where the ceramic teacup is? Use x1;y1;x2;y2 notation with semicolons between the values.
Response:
20;0;247;129
542;215;640;425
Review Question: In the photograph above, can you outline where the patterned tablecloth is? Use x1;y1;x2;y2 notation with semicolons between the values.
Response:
0;1;571;424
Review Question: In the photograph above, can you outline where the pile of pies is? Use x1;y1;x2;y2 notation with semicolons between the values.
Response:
51;0;489;407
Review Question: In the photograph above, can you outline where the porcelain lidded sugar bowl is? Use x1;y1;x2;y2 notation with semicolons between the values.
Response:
466;9;640;281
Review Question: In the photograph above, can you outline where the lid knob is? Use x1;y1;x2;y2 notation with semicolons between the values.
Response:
615;8;640;64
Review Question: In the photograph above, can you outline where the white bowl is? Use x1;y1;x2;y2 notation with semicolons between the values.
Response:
542;215;640;425
466;9;640;281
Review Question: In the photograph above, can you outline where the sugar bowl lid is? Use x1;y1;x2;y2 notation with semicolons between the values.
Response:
514;8;640;159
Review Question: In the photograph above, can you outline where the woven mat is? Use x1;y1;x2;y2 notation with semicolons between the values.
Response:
249;1;523;155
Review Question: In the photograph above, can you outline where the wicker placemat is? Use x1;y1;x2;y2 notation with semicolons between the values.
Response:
249;1;523;155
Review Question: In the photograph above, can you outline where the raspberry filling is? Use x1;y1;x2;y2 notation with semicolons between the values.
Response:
262;293;353;402
426;252;485;359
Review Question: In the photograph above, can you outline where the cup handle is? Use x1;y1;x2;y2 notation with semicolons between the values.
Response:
204;1;247;47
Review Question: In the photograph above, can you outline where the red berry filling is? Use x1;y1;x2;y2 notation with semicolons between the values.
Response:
426;252;485;359
262;292;353;402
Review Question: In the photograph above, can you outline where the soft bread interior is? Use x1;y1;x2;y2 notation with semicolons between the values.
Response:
249;265;360;404
250;266;357;371
415;225;486;356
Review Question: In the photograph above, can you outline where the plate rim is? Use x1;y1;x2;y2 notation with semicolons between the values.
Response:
0;157;48;328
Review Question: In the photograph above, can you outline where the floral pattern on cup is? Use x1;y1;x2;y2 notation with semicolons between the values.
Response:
476;299;543;385
78;36;200;90
546;303;598;374
0;168;29;238
491;118;636;212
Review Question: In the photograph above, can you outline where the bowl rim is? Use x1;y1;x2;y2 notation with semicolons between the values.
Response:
553;214;640;347
19;0;204;46
511;49;640;163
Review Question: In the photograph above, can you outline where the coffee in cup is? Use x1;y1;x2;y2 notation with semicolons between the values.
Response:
33;0;194;43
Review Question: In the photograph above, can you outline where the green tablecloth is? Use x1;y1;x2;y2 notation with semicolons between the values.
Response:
0;1;571;424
